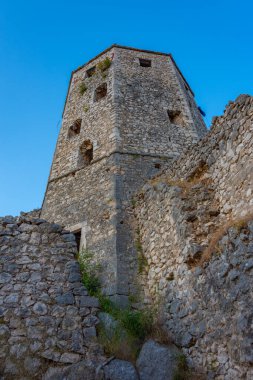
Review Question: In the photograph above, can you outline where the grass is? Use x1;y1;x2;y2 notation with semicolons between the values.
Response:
77;249;101;295
77;248;175;362
200;211;253;266
173;353;189;380
97;298;154;362
131;198;137;208
79;82;87;95
97;57;111;72
77;248;156;361
83;105;89;113
135;228;148;273
149;161;210;193
97;323;139;362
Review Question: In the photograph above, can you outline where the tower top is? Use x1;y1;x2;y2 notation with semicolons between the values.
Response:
74;44;193;93
64;45;194;109
62;44;195;118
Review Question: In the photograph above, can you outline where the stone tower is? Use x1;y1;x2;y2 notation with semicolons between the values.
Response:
41;45;206;304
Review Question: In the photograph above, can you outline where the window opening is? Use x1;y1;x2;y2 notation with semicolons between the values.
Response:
79;140;93;166
139;58;151;67
94;83;107;102
68;119;82;137
167;110;184;126
73;230;81;252
86;66;96;77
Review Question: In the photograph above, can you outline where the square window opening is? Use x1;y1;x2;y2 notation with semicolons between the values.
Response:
167;110;184;126
86;66;96;78
94;83;107;102
139;58;152;67
68;119;82;138
78;140;93;167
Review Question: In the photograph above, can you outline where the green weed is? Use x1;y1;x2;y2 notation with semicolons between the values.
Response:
79;82;87;95
97;57;111;72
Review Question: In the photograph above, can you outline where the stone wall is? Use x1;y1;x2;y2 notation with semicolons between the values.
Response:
0;215;103;379
157;94;253;219
134;95;253;378
114;46;206;156
41;45;206;301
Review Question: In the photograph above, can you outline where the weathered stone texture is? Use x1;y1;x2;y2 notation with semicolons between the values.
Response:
41;45;206;299
0;215;103;379
158;94;253;219
2;46;252;379
134;95;253;379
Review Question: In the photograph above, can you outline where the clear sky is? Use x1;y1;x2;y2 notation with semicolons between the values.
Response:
0;0;252;216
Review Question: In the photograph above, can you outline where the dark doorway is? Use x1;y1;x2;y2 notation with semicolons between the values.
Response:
74;230;81;252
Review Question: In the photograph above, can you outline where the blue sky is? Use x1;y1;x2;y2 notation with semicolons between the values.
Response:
0;0;252;216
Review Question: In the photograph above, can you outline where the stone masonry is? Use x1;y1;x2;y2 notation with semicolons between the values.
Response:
0;215;103;379
41;45;206;303
1;45;252;379
134;95;253;378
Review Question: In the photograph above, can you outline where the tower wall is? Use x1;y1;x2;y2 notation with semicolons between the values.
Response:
41;45;207;301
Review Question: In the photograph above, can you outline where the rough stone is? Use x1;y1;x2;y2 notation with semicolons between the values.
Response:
136;340;180;380
103;359;139;380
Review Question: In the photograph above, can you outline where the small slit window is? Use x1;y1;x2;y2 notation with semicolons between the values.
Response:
94;83;107;102
86;66;96;78
68;119;82;138
139;58;151;67
78;140;93;167
73;230;81;251
167;110;184;126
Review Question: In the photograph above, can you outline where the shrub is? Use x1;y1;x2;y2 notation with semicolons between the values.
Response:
120;308;153;340
77;249;101;295
97;323;138;363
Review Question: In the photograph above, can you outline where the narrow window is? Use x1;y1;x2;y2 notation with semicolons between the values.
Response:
78;140;93;166
94;83;107;102
68;119;82;138
86;66;96;78
139;58;151;67
73;230;81;251
167;110;184;126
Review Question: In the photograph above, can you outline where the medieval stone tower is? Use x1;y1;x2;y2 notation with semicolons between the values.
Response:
41;45;206;304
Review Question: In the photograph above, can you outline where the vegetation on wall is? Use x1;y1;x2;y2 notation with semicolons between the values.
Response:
200;212;253;266
97;57;111;72
77;249;165;361
79;82;87;95
135;228;148;273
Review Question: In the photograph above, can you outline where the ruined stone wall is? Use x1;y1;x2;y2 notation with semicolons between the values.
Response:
134;95;253;379
158;94;253;219
0;215;103;379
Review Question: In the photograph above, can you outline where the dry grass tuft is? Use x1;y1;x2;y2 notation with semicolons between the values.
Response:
149;161;209;193
200;212;253;266
149;176;210;196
